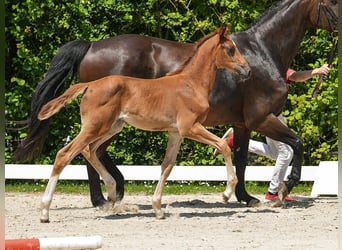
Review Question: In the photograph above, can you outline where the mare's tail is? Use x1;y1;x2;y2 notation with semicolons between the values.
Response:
38;83;88;120
13;40;91;161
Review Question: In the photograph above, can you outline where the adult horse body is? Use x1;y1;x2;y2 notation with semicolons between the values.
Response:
14;0;338;207
37;27;250;222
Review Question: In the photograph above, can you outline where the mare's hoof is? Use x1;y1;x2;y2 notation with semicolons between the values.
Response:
92;198;107;208
246;198;261;207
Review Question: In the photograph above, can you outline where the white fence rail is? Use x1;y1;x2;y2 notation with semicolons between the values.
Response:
6;164;316;181
5;161;338;197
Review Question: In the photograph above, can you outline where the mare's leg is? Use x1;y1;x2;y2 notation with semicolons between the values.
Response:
255;114;303;204
40;132;93;223
182;123;237;203
152;131;183;219
87;161;105;206
87;137;125;207
233;126;260;207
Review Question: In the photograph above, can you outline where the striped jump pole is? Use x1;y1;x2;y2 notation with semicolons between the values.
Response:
5;235;102;250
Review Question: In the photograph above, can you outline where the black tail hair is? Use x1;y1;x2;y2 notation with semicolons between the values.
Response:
13;40;91;161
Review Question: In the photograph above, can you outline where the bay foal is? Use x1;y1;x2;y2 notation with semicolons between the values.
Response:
38;26;250;222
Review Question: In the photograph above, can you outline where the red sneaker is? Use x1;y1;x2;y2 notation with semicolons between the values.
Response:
265;192;297;202
214;128;234;156
284;196;297;202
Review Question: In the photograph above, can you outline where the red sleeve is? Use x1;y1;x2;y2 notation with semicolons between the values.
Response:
286;68;296;84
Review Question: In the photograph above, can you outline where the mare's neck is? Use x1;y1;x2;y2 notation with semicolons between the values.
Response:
247;0;314;71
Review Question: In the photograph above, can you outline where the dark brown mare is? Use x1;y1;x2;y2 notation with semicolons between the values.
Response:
37;26;250;222
14;0;338;207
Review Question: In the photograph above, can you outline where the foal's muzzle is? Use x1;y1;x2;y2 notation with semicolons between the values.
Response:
236;65;251;80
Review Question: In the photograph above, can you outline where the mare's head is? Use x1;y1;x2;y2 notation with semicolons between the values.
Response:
310;0;338;32
215;26;250;80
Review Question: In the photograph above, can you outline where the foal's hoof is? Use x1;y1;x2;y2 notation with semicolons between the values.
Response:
98;201;114;211
222;192;231;204
265;199;284;208
278;182;288;204
40;217;50;223
107;196;116;203
152;199;165;219
155;210;165;220
40;209;50;223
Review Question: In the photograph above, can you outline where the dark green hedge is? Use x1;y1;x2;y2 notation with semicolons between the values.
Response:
5;0;337;166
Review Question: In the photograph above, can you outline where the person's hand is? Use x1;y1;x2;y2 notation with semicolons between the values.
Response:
312;64;330;76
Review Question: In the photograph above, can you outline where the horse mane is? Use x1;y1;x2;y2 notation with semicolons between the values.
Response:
248;0;293;29
166;28;221;76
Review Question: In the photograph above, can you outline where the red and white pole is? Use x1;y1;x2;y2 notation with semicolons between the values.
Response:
5;235;103;250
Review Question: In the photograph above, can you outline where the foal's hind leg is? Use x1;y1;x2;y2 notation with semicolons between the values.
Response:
152;131;183;219
82;121;125;208
40;132;92;223
82;146;118;207
87;136;125;207
181;122;237;203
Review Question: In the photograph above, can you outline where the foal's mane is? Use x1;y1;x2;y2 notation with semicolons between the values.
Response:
167;28;222;76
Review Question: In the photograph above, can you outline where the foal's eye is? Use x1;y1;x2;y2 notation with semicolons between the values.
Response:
226;46;235;57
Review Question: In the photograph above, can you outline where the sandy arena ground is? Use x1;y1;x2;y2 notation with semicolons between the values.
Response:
5;192;339;249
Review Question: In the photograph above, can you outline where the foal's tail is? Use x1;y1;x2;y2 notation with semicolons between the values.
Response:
13;40;91;161
38;83;88;120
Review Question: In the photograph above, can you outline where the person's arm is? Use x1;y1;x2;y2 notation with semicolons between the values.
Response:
288;64;331;83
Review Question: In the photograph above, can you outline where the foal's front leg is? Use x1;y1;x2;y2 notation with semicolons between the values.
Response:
152;132;183;219
182;123;237;203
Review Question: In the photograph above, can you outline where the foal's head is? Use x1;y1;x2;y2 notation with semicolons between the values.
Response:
215;26;250;79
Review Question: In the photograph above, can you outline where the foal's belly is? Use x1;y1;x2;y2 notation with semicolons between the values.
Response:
119;113;178;132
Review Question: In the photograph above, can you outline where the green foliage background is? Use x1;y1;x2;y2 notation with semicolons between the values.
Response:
5;0;338;166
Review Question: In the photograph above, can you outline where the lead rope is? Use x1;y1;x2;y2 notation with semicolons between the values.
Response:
311;36;338;97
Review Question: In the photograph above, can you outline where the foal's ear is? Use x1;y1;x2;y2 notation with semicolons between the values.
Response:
219;24;231;43
224;25;231;37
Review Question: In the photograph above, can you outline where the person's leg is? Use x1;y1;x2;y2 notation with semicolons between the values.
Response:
215;127;279;159
248;137;278;160
267;139;293;194
266;114;294;195
249;136;292;195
